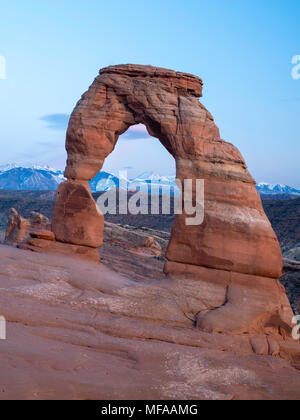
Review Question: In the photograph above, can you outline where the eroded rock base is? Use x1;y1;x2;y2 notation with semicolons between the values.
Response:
164;261;293;336
19;236;100;263
0;244;299;400
5;207;100;263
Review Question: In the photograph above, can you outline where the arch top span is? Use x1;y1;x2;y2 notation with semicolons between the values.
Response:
99;64;204;98
64;63;242;182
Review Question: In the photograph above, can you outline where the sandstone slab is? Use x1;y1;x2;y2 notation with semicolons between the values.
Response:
20;237;99;263
0;244;299;400
30;230;55;241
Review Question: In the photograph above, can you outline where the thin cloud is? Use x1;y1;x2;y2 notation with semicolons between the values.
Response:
120;124;152;141
40;114;70;130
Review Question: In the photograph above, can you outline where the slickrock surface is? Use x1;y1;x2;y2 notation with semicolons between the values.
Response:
2;64;298;383
0;243;300;400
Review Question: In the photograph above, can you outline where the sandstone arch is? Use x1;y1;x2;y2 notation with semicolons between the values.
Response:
51;64;292;334
53;64;281;277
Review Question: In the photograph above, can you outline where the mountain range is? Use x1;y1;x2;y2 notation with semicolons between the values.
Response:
0;165;65;191
0;165;299;197
256;182;300;196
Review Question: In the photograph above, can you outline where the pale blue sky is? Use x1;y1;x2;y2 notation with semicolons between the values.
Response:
0;0;299;185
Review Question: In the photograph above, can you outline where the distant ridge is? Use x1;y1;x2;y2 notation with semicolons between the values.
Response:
0;166;65;191
256;182;300;197
0;165;299;196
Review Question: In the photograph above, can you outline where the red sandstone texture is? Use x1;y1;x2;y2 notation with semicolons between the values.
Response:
0;244;299;400
52;180;104;248
59;64;281;278
5;208;51;246
50;64;286;334
3;65;299;398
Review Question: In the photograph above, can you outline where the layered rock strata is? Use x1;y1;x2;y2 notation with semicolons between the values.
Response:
50;64;286;333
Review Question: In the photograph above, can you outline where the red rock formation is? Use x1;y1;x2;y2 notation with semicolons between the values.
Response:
144;236;162;256
4;64;290;336
2;66;299;399
52;180;104;248
0;244;299;400
49;64;287;334
5;208;51;246
20;237;99;263
30;230;55;241
59;64;281;277
5;208;29;246
4;208;100;263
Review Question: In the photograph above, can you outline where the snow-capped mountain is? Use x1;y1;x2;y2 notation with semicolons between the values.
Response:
128;172;179;194
88;171;120;192
127;176;300;197
256;182;300;196
131;172;175;183
0;165;65;191
0;164;299;197
0;163;20;173
89;171;179;194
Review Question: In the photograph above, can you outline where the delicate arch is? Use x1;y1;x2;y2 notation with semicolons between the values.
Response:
52;64;282;280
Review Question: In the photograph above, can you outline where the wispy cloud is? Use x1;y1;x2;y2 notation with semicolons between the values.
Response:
40;113;70;130
120;124;151;140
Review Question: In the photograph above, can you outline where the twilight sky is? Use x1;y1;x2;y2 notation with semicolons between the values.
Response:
0;0;299;186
